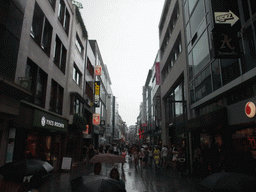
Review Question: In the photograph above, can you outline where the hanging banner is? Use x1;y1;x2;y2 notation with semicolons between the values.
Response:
95;65;102;76
94;81;100;107
93;113;100;125
155;62;161;85
211;0;241;58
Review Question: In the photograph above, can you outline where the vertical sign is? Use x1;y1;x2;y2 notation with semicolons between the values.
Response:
94;81;100;107
155;62;161;85
93;113;100;125
95;65;102;76
211;0;241;58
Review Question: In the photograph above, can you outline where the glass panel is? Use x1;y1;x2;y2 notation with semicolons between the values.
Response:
42;19;53;55
193;30;209;75
175;84;182;101
212;59;221;91
175;102;183;117
31;3;44;44
190;0;204;35
221;59;240;85
188;0;197;14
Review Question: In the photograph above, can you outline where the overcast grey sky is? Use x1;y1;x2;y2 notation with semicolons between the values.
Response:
81;0;165;127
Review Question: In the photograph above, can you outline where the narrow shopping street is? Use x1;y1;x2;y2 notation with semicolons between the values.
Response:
38;153;204;192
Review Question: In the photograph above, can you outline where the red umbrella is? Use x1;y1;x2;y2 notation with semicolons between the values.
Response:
90;154;126;164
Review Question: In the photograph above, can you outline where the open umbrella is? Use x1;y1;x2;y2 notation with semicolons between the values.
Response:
90;154;126;164
71;175;126;192
201;172;256;191
0;159;53;178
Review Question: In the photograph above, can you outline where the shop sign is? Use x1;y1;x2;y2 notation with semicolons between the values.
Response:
95;65;102;76
155;62;161;85
94;81;100;107
211;0;241;58
33;109;68;132
245;102;256;118
93;113;100;125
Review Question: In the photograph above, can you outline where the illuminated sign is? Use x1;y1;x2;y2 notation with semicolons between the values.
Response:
245;102;256;118
94;81;100;107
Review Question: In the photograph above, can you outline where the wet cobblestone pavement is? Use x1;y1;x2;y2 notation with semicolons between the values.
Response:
39;154;206;192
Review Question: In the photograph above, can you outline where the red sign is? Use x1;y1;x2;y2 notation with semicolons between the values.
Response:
245;102;256;118
93;113;100;125
155;62;161;85
95;65;101;76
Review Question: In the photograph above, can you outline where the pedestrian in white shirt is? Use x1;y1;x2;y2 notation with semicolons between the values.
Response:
161;145;168;168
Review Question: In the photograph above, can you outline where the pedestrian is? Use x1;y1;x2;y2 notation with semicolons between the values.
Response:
113;144;118;155
82;145;88;163
172;145;179;171
89;162;102;175
148;147;153;167
109;167;125;188
153;146;161;170
161;145;168;168
121;148;127;169
87;144;96;166
144;147;149;167
133;148;139;170
138;148;145;168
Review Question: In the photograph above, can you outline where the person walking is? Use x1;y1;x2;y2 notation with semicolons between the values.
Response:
153;146;161;170
138;149;145;168
133;148;139;170
148;147;153;167
172;145;179;171
89;162;102;175
121;148;127;169
161;145;168;168
109;167;125;188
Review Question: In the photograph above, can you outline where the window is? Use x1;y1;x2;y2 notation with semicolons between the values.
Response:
48;0;56;10
58;0;70;34
87;58;94;77
221;59;240;85
54;35;67;73
73;64;82;85
25;58;48;107
31;2;53;56
192;30;209;75
85;82;93;102
49;79;64;114
190;0;204;36
74;98;81;114
75;34;84;55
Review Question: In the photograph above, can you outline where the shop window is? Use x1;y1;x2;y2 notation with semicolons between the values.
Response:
49;79;64;115
54;35;66;74
58;0;70;35
25;58;48;108
220;59;240;85
73;64;82;86
30;2;53;56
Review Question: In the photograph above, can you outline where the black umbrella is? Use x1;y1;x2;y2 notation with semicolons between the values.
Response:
71;175;126;192
0;159;53;177
201;172;256;191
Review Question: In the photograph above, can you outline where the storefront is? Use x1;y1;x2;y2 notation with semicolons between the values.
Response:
14;101;68;171
227;98;256;160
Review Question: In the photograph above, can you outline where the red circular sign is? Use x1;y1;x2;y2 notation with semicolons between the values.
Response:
245;102;256;118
